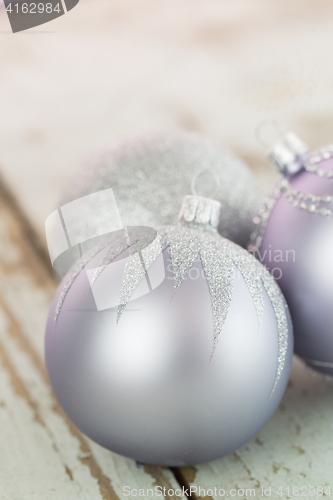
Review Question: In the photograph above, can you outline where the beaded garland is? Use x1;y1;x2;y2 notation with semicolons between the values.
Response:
249;145;333;253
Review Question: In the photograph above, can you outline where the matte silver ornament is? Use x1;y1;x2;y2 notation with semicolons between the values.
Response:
46;196;292;466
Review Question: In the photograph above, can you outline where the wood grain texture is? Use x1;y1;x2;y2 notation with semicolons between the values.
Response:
180;358;333;499
0;190;184;500
2;0;333;239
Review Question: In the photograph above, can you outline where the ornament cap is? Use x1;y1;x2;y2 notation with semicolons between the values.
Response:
268;132;309;177
178;195;221;231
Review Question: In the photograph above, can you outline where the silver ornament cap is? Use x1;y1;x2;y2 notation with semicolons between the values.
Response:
268;131;309;176
178;195;221;232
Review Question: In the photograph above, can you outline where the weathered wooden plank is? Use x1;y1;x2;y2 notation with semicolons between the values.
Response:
3;0;333;240
0;317;105;500
179;357;333;499
0;190;184;499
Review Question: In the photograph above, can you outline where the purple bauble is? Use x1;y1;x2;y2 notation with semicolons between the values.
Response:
252;139;333;377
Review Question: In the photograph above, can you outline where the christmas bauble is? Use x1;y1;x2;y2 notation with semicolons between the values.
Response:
250;133;333;377
56;130;263;277
45;195;292;466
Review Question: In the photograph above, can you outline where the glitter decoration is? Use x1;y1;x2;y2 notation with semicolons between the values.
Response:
231;246;264;332
114;196;288;389
59;130;263;252
159;225;234;352
55;226;157;322
249;145;333;253
117;233;163;322
55;195;288;393
304;144;333;178
259;262;289;391
90;226;157;285
284;184;333;216
54;239;114;323
248;177;286;253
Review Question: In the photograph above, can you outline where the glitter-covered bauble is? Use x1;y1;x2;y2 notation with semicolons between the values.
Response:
45;195;292;466
60;129;263;249
250;132;333;378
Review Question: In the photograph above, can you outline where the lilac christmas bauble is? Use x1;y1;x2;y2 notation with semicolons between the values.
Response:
251;138;333;377
45;196;292;466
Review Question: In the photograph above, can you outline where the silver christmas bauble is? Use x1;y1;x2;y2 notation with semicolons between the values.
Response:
45;196;292;466
56;130;263;277
250;134;333;378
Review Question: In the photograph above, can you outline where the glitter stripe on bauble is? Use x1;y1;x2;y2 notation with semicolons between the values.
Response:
54;226;157;323
250;135;333;380
115;224;288;392
249;145;333;254
55;198;288;393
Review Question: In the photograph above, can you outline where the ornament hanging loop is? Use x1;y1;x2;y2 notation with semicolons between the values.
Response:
191;169;220;199
255;120;285;150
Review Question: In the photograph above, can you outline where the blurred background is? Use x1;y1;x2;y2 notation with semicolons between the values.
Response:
1;3;333;494
1;0;333;243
